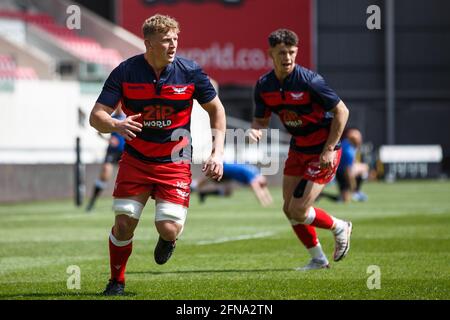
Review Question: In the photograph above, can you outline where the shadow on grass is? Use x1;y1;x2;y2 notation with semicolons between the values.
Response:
0;291;137;299
127;267;294;275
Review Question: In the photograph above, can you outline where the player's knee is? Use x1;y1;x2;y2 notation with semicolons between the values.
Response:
155;221;180;241
113;215;136;239
113;198;144;220
155;200;187;238
288;201;309;222
114;221;131;238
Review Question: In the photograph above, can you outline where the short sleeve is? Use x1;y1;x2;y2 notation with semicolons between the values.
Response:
192;65;217;105
253;80;271;118
96;64;124;108
308;73;341;111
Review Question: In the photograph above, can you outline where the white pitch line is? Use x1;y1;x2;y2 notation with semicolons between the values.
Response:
195;231;275;245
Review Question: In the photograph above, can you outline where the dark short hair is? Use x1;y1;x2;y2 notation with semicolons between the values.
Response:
268;29;299;47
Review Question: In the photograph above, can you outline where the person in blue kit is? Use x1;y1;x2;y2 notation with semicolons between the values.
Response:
194;162;273;207
86;105;126;212
321;128;369;203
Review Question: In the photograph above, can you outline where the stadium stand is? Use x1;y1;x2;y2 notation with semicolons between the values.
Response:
0;0;140;201
0;10;122;74
0;54;38;80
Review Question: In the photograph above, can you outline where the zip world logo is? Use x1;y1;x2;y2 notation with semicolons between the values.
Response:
142;105;174;128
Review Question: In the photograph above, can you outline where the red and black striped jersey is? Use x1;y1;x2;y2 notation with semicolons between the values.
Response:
254;65;341;154
97;54;217;163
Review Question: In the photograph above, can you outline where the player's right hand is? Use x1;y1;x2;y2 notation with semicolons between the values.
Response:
114;114;143;141
249;128;262;143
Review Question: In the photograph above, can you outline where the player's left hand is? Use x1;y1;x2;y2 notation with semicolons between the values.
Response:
319;150;336;169
202;154;223;181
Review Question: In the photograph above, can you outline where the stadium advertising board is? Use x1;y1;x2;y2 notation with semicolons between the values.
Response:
119;0;312;85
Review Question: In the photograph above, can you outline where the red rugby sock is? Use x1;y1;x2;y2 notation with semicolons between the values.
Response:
291;223;318;248
108;230;133;284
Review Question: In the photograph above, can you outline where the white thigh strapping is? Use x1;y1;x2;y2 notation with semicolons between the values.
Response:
113;199;144;220
155;200;187;226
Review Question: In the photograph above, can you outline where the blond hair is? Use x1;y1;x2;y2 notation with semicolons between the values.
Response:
142;14;180;38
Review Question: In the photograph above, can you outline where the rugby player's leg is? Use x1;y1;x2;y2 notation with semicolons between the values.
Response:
288;180;332;227
287;180;352;262
86;162;114;212
258;176;274;206
261;185;273;206
250;176;273;207
154;199;185;241
153;198;187;265
352;163;369;201
198;180;229;203
283;175;328;269
107;191;150;288
339;167;353;203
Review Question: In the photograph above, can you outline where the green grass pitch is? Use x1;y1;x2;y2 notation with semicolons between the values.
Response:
0;180;449;300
